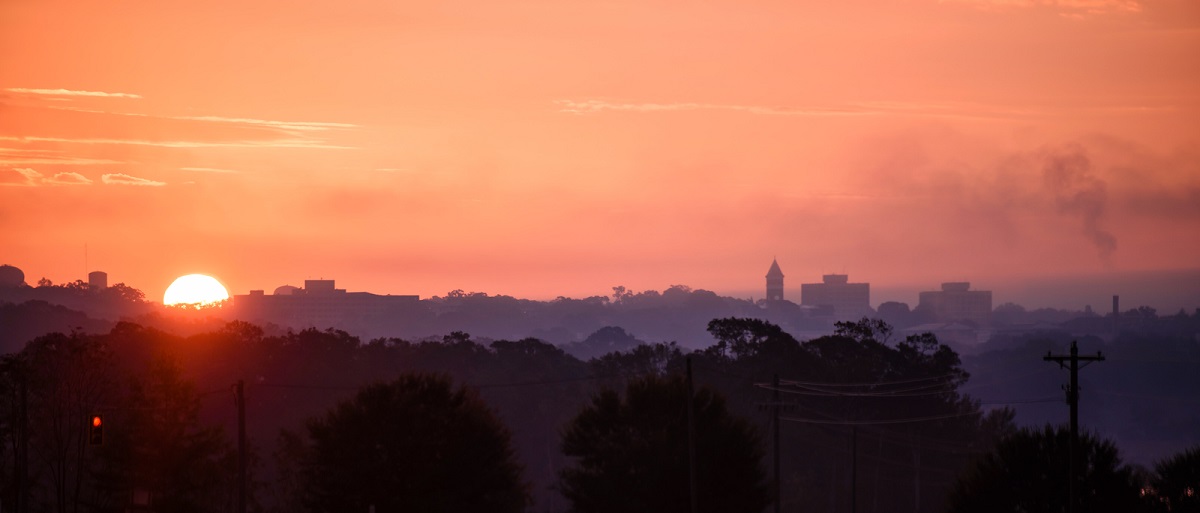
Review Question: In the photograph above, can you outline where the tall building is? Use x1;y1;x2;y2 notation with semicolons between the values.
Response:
233;279;419;329
916;282;992;326
800;274;872;319
766;259;785;301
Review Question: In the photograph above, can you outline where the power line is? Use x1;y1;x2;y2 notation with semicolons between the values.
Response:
979;397;1060;406
755;384;960;399
476;374;621;389
246;372;634;393
781;410;983;426
779;374;960;388
1092;389;1200;404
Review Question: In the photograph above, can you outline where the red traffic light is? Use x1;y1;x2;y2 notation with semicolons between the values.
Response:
89;415;104;446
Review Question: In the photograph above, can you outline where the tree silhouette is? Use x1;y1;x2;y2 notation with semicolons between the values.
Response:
285;373;529;513
947;425;1145;513
559;374;769;513
94;356;237;513
1150;445;1200;513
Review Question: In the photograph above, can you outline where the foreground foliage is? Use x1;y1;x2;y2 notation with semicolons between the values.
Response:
560;374;769;513
947;425;1144;513
281;373;529;513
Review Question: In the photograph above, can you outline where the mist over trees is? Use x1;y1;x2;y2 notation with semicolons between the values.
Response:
0;280;1197;512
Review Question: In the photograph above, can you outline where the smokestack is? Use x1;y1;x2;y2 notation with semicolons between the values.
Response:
1112;295;1119;333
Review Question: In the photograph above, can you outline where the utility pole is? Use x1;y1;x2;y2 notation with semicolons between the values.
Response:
851;426;857;513
756;377;795;513
17;368;27;513
1043;341;1104;513
773;374;781;513
686;358;697;513
236;380;247;513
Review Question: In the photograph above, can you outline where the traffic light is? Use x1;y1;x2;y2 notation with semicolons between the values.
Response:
89;415;103;446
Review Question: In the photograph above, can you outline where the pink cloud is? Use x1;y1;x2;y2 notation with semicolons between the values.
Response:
101;173;166;186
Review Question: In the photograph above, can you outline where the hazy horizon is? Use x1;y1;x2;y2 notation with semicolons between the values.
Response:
3;0;1198;317
6;260;1197;315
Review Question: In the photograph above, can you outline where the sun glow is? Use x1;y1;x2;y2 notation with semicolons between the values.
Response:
163;274;230;307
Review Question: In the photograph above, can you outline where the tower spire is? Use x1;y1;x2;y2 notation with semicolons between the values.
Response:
766;259;784;301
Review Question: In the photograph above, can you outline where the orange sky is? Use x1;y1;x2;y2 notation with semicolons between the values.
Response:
2;0;1198;308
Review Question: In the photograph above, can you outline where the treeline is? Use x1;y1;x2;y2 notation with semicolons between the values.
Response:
0;316;1195;512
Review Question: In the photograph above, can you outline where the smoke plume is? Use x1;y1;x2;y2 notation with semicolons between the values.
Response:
1041;146;1117;261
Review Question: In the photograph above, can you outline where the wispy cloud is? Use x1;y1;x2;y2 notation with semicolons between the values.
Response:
938;0;1142;16
180;167;239;173
555;99;873;117
45;172;93;185
101;173;166;186
40;105;357;133
0;148;124;167
4;87;142;99
178;116;357;132
1;168;44;186
0;135;356;150
37;103;355;132
1;168;93;186
555;99;1045;120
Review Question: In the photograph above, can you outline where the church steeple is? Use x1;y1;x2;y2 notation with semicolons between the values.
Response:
766;258;784;301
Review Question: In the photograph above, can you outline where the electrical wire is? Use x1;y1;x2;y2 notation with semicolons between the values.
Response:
781;410;983;426
779;373;959;388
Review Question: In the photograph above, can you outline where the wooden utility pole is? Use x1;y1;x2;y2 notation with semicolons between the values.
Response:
236;380;247;513
757;377;794;513
18;370;28;513
773;374;781;513
1044;341;1105;513
686;358;697;513
851;426;857;513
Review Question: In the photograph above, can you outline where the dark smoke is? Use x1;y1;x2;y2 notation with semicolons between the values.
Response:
1041;145;1117;262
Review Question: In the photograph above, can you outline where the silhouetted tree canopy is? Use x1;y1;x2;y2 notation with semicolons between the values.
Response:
95;357;237;513
1150;445;1200;513
0;330;240;513
559;374;769;513
947;425;1145;513
285;373;529;513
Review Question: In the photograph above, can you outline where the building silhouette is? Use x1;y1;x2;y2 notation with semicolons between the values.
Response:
800;274;872;320
88;271;107;290
233;279;419;329
916;282;992;326
766;259;785;301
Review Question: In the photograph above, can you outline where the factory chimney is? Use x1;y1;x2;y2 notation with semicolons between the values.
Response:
1112;295;1119;334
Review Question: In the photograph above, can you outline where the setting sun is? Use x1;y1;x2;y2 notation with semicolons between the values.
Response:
163;274;230;307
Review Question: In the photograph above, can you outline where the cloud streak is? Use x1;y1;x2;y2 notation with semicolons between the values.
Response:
180;167;239;173
555;99;874;117
555;99;1047;120
939;0;1143;16
1;168;93;186
101;173;166;186
0;135;355;150
0;147;124;167
45;172;93;185
178;116;357;132
4;87;142;99
39;105;357;133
